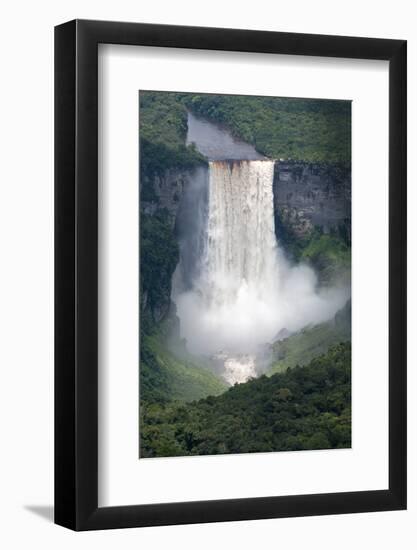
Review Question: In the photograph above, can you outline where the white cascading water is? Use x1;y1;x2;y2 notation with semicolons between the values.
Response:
201;160;279;312
173;159;348;384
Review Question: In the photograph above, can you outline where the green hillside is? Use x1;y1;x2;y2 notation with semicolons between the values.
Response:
140;331;227;404
299;231;351;284
140;343;351;457
269;300;351;375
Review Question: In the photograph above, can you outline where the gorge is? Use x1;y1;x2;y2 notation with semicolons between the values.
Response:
139;93;351;392
139;91;352;457
171;116;349;384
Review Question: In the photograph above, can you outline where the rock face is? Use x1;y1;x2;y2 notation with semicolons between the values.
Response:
141;167;208;224
142;161;351;239
140;165;209;323
273;161;351;241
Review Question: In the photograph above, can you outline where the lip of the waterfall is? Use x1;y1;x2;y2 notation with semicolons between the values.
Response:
207;159;275;174
207;158;273;163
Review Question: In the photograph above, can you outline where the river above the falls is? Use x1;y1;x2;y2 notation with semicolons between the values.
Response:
186;111;265;160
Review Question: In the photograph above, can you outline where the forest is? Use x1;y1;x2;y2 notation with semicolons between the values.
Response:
139;90;352;458
140;91;351;169
140;343;351;457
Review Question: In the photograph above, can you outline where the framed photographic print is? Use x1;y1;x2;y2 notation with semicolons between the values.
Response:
55;20;407;530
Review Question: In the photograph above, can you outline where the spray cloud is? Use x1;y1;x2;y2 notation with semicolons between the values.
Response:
172;159;348;380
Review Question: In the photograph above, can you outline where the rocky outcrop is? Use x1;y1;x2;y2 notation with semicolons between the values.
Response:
273;161;351;242
142;169;189;221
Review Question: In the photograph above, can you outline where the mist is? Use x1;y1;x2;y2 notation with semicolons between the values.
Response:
172;159;349;363
174;247;348;356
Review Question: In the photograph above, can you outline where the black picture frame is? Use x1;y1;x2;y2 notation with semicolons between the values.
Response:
55;19;407;531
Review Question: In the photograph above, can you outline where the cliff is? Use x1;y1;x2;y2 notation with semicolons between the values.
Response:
142;160;351;245
273;160;351;243
140;165;209;323
140;166;207;223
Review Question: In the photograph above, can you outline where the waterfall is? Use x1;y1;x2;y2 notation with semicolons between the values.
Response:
173;159;281;382
173;158;348;384
198;160;279;309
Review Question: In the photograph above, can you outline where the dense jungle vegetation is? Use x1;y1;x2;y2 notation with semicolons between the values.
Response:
140;91;351;169
140;343;351;457
180;93;351;163
139;91;352;457
278;226;351;285
140;210;179;326
139;91;206;188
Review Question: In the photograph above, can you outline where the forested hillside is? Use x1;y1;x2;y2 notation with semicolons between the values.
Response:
140;91;351;165
269;300;351;375
140;91;205;183
140;343;351;457
180;93;351;163
140;331;227;404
